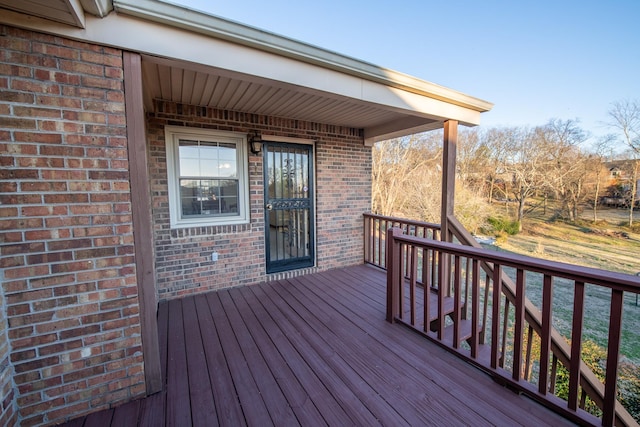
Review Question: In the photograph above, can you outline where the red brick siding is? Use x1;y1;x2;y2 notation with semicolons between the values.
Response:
0;26;145;425
148;101;371;300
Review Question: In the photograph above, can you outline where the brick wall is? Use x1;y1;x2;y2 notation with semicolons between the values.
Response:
0;26;145;425
148;101;371;300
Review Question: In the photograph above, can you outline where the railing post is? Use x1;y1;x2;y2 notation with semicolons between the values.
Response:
386;227;402;323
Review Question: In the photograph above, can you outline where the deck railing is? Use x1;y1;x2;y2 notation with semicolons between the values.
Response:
364;213;640;427
363;213;440;269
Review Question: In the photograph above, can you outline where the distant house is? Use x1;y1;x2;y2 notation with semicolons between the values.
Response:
603;160;640;205
0;0;492;424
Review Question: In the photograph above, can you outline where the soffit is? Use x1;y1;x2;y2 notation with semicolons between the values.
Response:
141;58;414;131
0;0;85;27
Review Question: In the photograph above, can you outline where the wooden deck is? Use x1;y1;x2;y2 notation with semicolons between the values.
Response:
63;265;576;426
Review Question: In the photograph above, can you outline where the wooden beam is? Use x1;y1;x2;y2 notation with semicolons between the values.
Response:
123;51;163;394
441;120;458;242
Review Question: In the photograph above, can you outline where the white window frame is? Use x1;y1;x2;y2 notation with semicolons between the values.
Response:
165;126;250;228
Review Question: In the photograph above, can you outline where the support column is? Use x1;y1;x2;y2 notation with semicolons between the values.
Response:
441;120;458;242
123;51;163;394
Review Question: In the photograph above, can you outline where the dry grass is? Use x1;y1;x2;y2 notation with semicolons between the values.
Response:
488;205;640;362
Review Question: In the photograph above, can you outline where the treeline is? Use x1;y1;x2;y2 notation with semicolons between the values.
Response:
372;99;640;232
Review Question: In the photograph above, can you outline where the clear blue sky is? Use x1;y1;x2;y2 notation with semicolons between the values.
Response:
172;0;639;143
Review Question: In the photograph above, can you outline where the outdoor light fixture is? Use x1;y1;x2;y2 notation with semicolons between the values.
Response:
248;131;262;155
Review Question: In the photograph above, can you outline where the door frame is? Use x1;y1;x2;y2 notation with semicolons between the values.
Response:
262;136;315;274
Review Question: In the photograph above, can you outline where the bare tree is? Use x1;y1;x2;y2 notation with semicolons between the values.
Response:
502;127;545;230
457;128;488;193
481;127;513;205
608;99;640;225
587;135;616;222
371;133;440;217
371;129;494;232
536;119;588;221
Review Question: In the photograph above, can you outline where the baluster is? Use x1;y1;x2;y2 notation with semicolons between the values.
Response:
421;248;428;287
410;245;417;326
524;325;534;381
446;254;453;298
501;298;510;368
385;227;402;323
424;249;431;334
398;243;405;320
462;257;470;320
568;281;585;411
470;259;480;359
549;355;558;394
373;217;377;263
379;219;385;268
363;216;368;263
602;289;624;427
491;265;502;369
481;272;490;344
437;249;446;339
512;269;526;381
431;245;437;290
538;275;553;395
453;255;461;348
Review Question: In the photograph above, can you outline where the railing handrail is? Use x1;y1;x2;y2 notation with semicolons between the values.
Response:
363;212;441;231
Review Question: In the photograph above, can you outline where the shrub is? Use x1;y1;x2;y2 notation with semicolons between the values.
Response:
554;340;640;421
487;216;520;235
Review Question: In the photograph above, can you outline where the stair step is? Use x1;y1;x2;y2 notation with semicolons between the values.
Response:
442;319;474;344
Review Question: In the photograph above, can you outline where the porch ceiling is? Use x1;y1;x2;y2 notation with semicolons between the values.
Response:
140;57;413;131
0;0;111;27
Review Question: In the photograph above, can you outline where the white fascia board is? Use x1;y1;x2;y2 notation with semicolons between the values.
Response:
113;0;493;114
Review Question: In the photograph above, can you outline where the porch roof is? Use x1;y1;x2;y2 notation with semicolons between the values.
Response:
0;0;493;144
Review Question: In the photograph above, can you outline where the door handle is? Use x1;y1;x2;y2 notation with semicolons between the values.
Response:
266;204;273;211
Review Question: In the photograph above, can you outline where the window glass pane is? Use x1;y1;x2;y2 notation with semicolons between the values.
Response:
219;179;237;196
179;179;199;216
198;159;219;177
179;140;200;159
199;142;220;160
218;160;236;178
180;158;200;176
218;143;236;160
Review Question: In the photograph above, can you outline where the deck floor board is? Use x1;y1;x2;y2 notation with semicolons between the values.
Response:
62;265;575;426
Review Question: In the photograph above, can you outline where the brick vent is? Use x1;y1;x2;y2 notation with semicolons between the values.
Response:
0;26;145;426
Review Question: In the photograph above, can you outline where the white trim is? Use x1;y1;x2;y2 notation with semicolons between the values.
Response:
164;126;250;229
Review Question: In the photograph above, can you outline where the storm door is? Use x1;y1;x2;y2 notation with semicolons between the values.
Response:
264;142;314;273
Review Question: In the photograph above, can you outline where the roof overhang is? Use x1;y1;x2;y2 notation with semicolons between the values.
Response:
0;0;493;144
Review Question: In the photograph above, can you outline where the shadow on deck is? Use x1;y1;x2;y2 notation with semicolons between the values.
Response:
63;265;575;426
